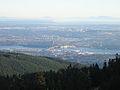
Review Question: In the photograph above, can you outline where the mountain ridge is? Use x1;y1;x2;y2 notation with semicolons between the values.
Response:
0;51;82;76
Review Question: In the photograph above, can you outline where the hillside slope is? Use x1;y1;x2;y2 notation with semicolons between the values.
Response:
0;52;81;75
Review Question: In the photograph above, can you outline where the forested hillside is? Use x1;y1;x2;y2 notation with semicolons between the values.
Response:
0;52;81;76
0;52;120;90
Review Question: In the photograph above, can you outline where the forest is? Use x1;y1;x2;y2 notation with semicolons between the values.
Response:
0;52;82;76
0;53;120;90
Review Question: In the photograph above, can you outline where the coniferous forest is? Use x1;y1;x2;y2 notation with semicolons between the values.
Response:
0;53;120;90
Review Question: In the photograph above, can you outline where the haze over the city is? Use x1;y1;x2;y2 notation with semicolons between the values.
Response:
0;0;120;22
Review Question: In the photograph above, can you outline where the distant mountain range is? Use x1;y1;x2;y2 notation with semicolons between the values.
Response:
0;16;120;24
54;16;120;24
0;17;55;24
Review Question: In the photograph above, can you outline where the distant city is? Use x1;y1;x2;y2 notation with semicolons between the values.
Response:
0;20;120;65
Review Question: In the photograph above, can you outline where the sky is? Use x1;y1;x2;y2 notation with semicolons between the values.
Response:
0;0;120;20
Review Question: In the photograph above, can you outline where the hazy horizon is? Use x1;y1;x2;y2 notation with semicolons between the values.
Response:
0;16;120;23
0;0;120;21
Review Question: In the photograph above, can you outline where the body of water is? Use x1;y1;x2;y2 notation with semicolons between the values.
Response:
0;46;45;50
0;46;120;54
58;47;120;54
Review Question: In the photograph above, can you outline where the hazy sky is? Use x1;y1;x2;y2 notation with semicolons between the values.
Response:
0;0;120;19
